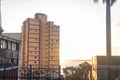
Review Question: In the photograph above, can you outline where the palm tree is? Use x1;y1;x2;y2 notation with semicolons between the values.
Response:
94;0;116;5
94;0;117;80
94;0;117;59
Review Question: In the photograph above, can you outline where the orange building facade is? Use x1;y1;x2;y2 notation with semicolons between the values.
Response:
20;13;60;70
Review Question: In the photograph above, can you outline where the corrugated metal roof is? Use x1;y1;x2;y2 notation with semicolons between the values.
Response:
2;33;21;41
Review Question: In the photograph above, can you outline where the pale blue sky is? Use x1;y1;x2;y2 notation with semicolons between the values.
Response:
1;0;120;62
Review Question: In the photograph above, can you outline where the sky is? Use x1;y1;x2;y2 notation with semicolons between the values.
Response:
1;0;120;64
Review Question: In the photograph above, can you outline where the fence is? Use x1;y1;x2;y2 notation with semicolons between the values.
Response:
0;65;61;80
0;64;18;80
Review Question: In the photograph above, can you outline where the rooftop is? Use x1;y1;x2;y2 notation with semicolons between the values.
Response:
2;33;21;41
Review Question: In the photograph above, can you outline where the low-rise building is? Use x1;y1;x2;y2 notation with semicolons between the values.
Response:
0;33;21;79
92;56;120;80
0;33;21;66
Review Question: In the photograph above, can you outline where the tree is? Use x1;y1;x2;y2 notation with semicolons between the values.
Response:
79;62;91;80
94;0;117;59
0;0;3;35
93;0;117;80
94;0;116;6
63;66;75;80
63;62;91;80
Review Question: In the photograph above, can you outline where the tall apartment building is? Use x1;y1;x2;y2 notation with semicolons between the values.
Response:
20;13;60;71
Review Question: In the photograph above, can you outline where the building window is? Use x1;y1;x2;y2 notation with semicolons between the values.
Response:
56;40;59;42
51;48;53;50
51;56;53;59
46;44;48;46
51;65;54;68
16;43;19;51
35;38;37;40
34;56;37;59
45;65;48;67
34;61;36;63
35;30;37;32
51;44;53;46
51;40;53;42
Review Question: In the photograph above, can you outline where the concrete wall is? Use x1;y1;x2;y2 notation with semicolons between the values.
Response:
92;56;120;80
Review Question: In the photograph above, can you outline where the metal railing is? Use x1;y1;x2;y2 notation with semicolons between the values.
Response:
0;65;62;80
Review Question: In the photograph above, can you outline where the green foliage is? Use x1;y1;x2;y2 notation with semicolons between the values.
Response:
63;61;91;80
0;24;3;35
94;0;117;6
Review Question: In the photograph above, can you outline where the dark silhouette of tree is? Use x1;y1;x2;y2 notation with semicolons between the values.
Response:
63;62;91;80
94;0;117;6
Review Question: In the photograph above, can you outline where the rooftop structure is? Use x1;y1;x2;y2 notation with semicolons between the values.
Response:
92;56;120;80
